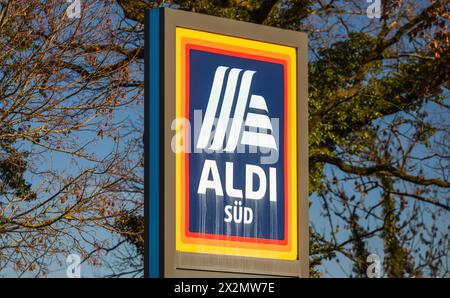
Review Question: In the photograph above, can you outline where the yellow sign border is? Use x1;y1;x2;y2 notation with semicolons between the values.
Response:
175;27;298;260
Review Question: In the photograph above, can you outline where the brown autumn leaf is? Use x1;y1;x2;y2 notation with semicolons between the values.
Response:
97;129;104;139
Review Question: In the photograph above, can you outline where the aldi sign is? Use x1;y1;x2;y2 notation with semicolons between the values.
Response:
175;28;298;260
146;8;308;277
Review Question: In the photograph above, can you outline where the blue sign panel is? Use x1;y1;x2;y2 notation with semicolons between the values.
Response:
188;49;286;240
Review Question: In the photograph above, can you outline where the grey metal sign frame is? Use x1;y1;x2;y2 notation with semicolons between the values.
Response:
145;8;308;278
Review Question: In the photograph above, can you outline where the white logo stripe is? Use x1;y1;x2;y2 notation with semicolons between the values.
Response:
209;68;242;151
196;66;229;150
224;70;256;152
249;95;268;111
241;131;277;150
245;113;273;130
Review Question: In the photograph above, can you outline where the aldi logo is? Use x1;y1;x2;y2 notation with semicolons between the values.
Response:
196;66;277;152
175;28;298;260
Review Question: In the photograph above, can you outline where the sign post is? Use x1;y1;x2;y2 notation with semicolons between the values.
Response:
145;8;308;278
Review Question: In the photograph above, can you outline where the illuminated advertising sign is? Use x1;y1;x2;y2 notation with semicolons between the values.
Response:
175;28;298;260
146;8;308;277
